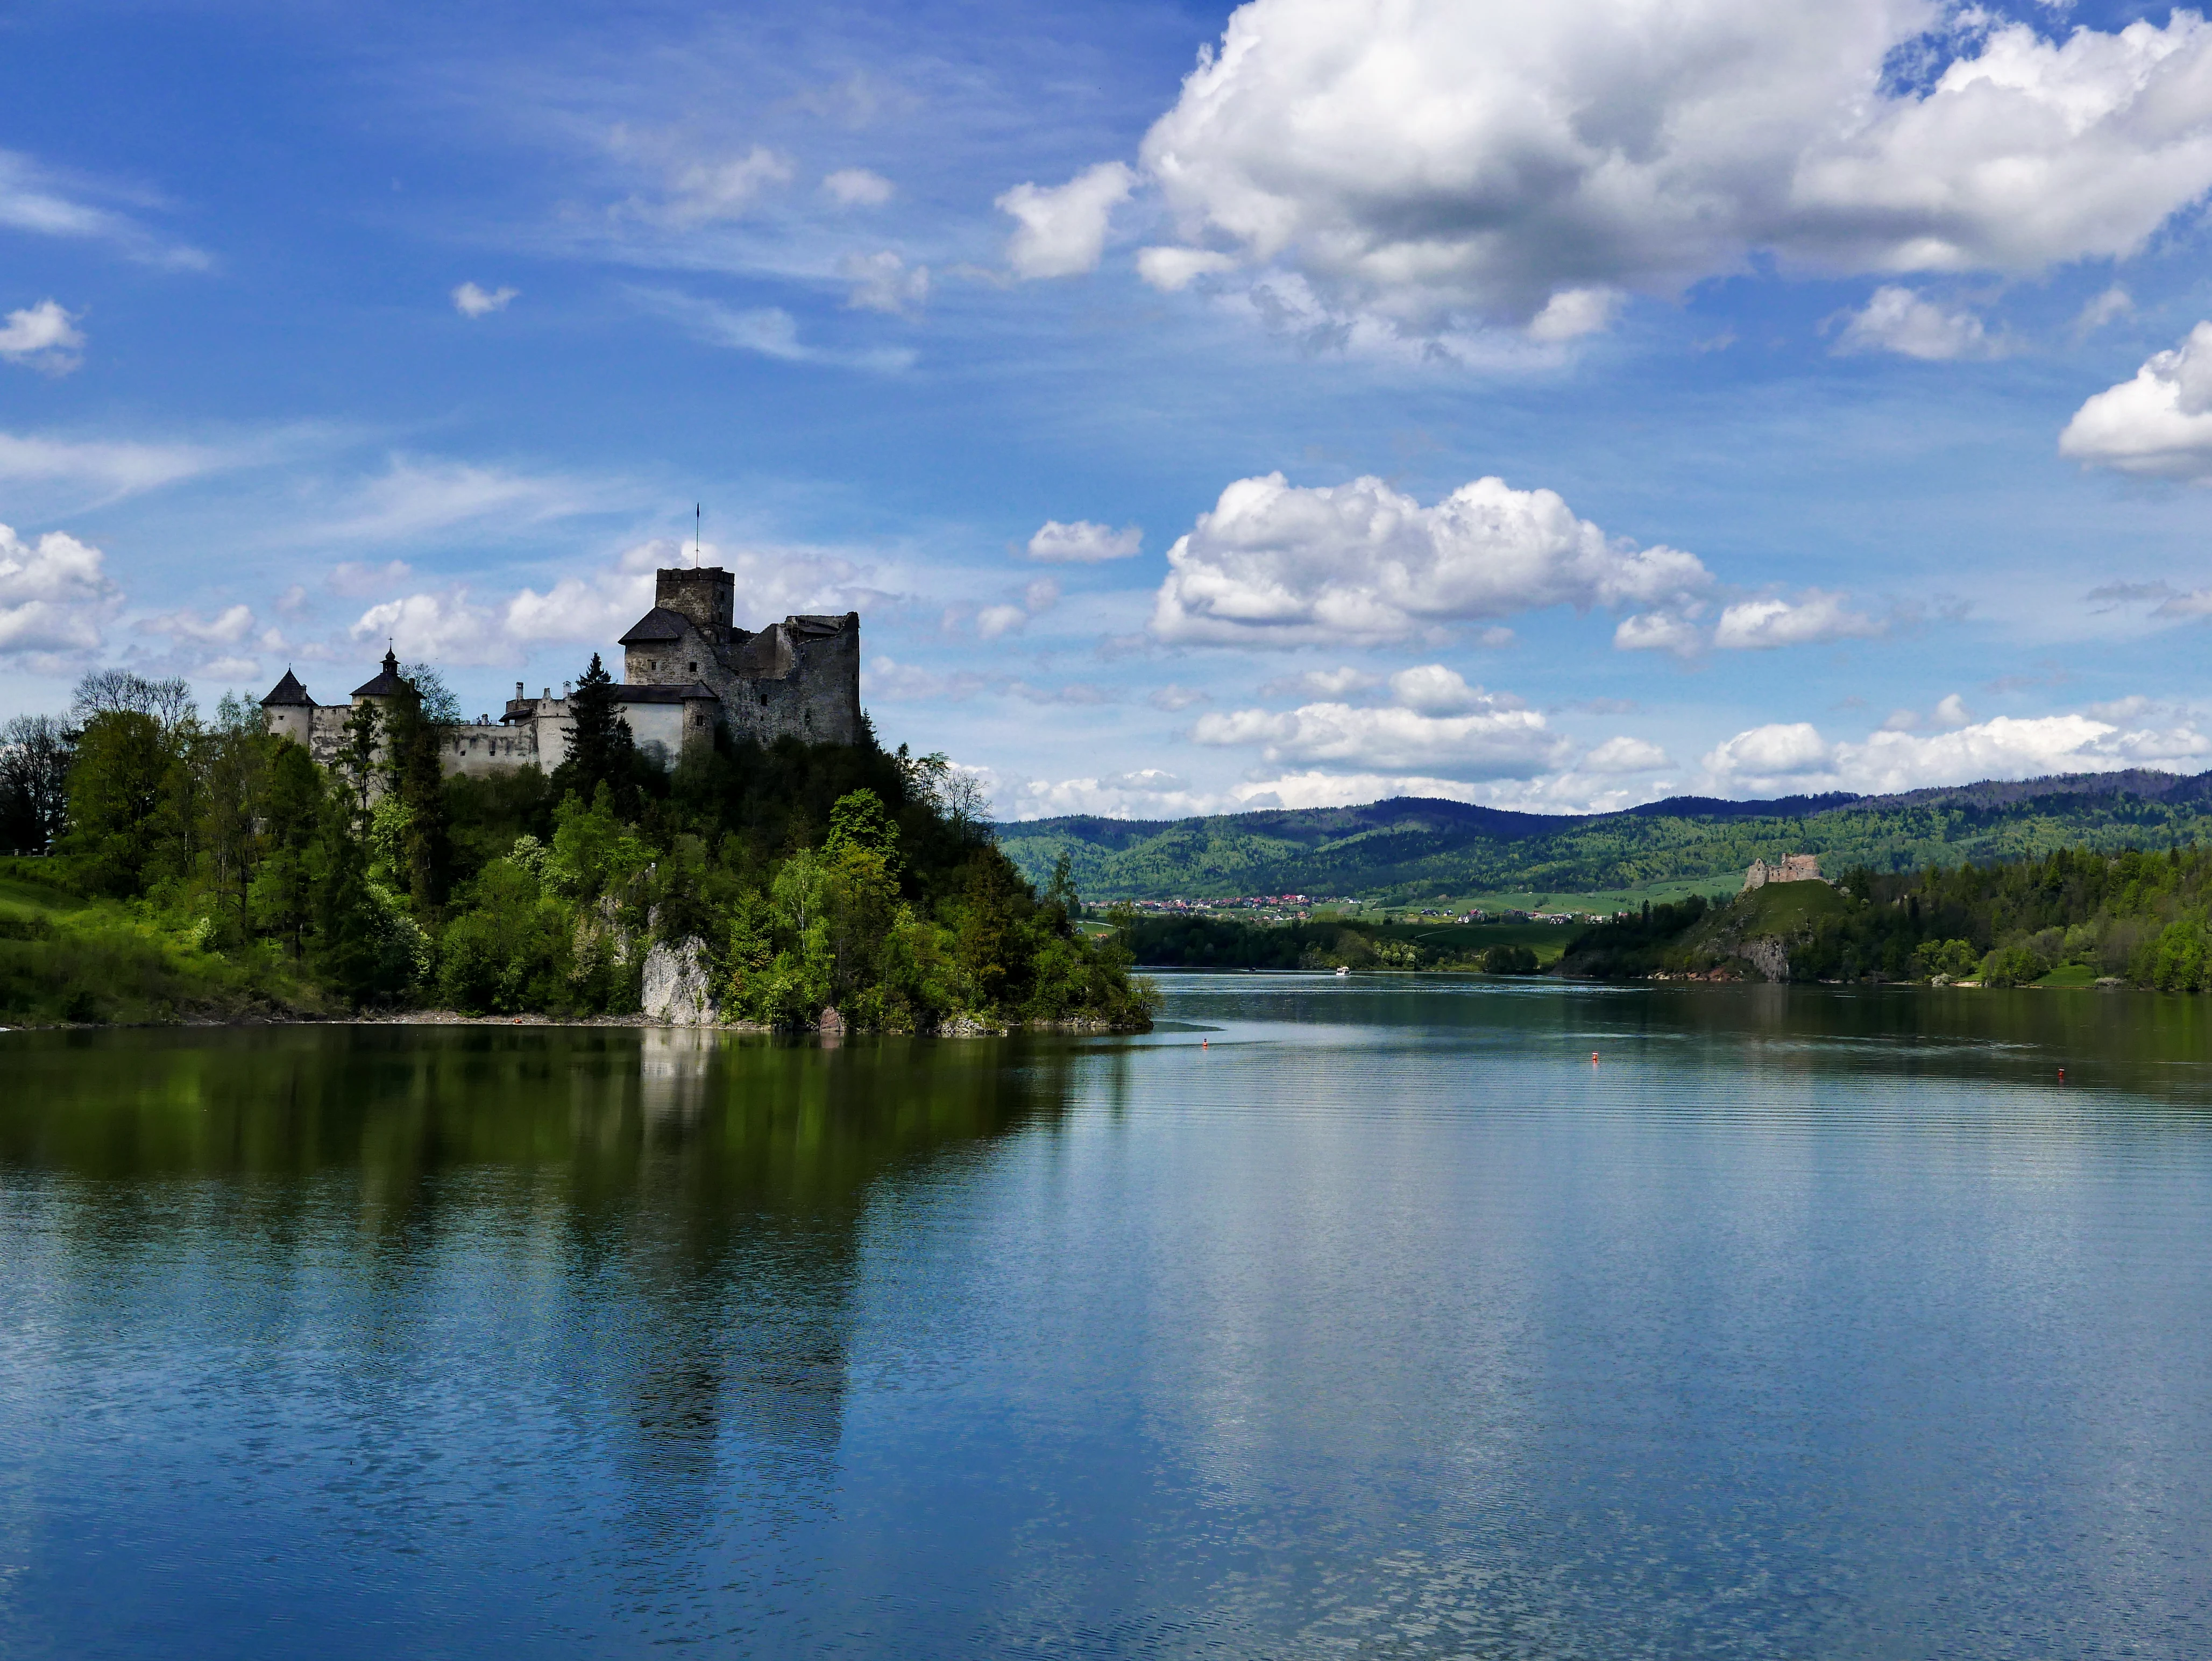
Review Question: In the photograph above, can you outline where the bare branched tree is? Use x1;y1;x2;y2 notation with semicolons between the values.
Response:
397;662;463;726
71;669;196;731
898;747;995;844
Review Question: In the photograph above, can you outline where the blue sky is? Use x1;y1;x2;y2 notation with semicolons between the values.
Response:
11;0;2212;817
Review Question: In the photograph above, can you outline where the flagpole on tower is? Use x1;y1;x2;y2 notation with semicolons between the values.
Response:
694;503;701;567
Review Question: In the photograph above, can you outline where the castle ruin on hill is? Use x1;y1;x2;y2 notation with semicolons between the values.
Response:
1742;854;1824;891
261;564;861;775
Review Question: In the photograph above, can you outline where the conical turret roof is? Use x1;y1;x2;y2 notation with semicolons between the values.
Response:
261;668;312;707
351;649;407;699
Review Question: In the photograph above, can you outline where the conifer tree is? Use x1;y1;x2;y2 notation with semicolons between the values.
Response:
557;654;638;811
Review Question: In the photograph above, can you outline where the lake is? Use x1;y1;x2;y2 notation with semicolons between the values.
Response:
4;976;2211;1657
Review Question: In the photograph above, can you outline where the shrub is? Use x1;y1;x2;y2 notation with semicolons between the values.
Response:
1977;944;2050;988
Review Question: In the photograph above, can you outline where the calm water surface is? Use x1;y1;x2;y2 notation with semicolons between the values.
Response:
4;977;2211;1657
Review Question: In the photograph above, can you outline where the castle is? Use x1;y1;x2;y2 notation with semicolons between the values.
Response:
261;565;861;775
1742;854;1823;891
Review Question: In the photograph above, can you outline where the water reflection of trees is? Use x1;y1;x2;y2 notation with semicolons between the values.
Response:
0;1025;1082;1627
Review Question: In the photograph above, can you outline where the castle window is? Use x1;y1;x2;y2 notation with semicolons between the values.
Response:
688;661;697;673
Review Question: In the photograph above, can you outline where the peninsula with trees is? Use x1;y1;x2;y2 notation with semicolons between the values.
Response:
0;565;1152;1032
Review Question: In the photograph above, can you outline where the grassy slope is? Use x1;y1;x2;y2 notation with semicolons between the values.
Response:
0;862;331;1026
999;773;2212;903
1665;881;1854;975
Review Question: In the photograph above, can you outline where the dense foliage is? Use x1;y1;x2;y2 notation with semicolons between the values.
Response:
0;669;1152;1031
998;774;2212;904
1124;913;1561;973
1560;844;2212;988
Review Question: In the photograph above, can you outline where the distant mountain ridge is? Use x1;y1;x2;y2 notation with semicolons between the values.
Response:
995;769;2212;902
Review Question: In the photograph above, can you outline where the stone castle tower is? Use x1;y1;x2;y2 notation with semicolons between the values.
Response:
261;564;862;778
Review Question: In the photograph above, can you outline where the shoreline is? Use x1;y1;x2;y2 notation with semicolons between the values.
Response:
0;1010;1152;1036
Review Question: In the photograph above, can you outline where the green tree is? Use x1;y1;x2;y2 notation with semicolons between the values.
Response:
0;714;73;855
309;796;387;1002
253;739;324;957
555;654;639;811
337;698;381;827
1042;851;1080;934
200;695;270;941
65;711;173;895
379;680;450;913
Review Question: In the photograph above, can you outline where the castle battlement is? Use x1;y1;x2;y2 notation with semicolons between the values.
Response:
261;564;862;777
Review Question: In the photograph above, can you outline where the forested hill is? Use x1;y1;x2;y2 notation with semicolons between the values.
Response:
995;769;2212;902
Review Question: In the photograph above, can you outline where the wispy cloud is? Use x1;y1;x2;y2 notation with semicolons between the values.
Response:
627;286;913;371
0;431;238;505
0;149;210;271
324;456;618;541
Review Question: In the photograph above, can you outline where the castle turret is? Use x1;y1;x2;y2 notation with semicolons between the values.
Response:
656;566;735;641
260;668;313;746
351;648;408;707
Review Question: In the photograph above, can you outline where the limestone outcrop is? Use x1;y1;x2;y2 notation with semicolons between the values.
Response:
641;938;719;1025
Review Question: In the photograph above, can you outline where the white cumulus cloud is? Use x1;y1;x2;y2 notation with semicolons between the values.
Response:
1151;472;1712;646
0;299;84;373
1132;2;2212;331
1830;286;2002;360
1527;288;1621;343
2059;321;2212;480
352;591;507;666
452;282;517;318
1136;247;1239;291
1699;722;1839;789
1712;591;1886;649
1193;670;1568;779
1027;519;1143;562
0;523;120;657
998;162;1135;279
1700;709;2212;796
1386;663;1490;714
1583;734;1671;772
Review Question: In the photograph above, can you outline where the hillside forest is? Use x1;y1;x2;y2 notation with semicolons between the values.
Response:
998;777;2212;904
1558;847;2212;989
1119;847;2212;992
0;665;1153;1031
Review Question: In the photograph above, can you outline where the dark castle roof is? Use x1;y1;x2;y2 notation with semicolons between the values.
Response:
614;683;718;704
619;607;692;644
260;669;312;707
351;649;407;699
